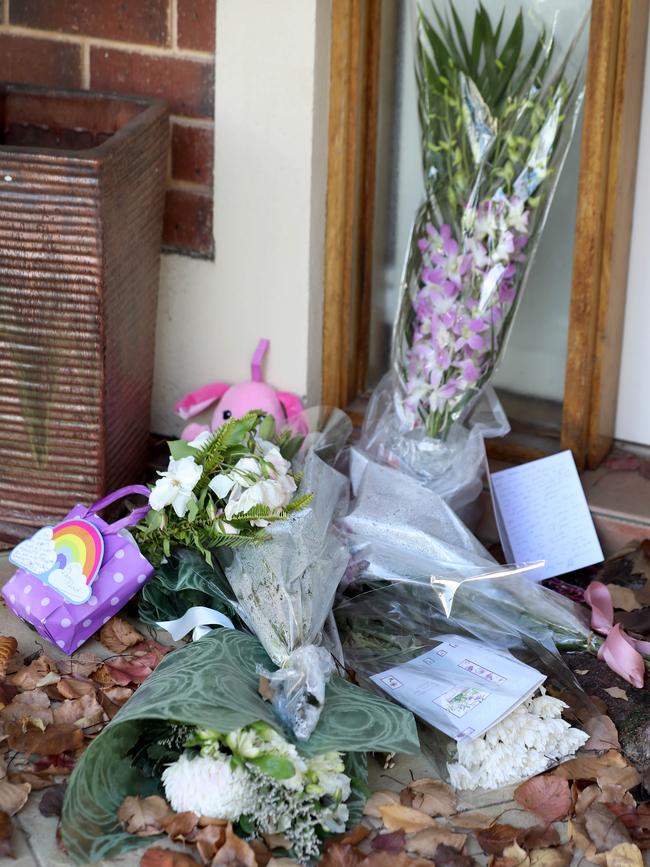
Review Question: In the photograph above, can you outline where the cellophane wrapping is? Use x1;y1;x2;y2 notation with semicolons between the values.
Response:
363;0;590;507
217;409;353;740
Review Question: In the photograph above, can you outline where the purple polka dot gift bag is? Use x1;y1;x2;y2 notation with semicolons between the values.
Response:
2;485;154;654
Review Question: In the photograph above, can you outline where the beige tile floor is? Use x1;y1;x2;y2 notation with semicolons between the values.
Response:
0;552;643;866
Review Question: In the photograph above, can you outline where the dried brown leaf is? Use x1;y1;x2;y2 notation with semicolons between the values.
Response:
448;811;495;830
378;803;439;833
528;846;573;867
339;826;370;847
604;688;629;701
433;843;475;867
319;842;364;867
7;721;85;755
56;677;97;700
160;810;198;841
9;655;57;690
362;855;434;867
362;790;400;818
407;778;457;817
212;821;257;866
0;779;30;815
38;782;67;817
192;822;226;861
0;811;14;859
140;847;202;866
605;843;644;867
476;824;521;855
52;694;105;729
117;795;172;836
0;637;18;678
584;716;621;752
8;771;57;791
56;653;103;678
371;830;406;853
99;617;145;653
405;826;467;856
607;586;642;613
518;826;562;851
101;657;153;686
514;776;572;824
498;842;531;867
1;689;54;728
553;750;640;789
98;685;134;719
250;839;272;866
585;804;631;852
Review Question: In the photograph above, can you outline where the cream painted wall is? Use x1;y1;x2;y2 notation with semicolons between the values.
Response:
151;0;332;436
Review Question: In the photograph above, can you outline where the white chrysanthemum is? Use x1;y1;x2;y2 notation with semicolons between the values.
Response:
448;690;589;791
162;753;255;820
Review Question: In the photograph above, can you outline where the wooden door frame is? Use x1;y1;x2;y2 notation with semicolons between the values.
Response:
322;0;649;468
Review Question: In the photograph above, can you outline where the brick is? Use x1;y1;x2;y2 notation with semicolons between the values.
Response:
10;0;169;46
171;122;214;186
163;189;214;256
90;48;214;118
0;34;81;88
177;0;216;53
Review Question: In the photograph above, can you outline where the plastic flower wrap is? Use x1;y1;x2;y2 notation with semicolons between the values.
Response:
216;409;353;741
335;579;592;790
163;724;353;860
135;411;311;567
362;0;588;505
60;628;419;864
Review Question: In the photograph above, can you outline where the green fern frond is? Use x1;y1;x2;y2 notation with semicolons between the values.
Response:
286;493;313;514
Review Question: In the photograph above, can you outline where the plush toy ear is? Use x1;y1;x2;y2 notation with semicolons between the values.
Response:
276;391;307;430
176;382;230;420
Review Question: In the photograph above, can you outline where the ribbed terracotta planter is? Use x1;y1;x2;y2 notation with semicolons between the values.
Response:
0;85;169;541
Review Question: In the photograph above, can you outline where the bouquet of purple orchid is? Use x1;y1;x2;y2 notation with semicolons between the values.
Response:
389;1;588;440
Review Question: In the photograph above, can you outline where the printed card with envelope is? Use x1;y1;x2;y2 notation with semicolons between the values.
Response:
3;486;153;654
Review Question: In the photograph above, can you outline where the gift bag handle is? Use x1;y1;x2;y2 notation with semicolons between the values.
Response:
85;485;151;534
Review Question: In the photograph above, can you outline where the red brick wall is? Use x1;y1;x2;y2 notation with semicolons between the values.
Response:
0;0;215;257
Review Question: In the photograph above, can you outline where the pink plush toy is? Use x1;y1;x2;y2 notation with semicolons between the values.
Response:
176;339;306;441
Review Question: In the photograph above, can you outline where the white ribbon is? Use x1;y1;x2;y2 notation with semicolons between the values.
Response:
157;606;235;642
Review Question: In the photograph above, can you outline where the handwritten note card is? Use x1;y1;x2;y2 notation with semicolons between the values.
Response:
490;450;603;581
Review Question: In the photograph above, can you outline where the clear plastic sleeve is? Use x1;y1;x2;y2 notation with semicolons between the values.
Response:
218;408;353;740
363;0;590;504
336;577;595;789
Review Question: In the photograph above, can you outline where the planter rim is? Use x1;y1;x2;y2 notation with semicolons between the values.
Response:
0;82;168;161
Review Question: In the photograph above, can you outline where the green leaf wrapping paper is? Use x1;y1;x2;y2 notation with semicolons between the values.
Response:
60;628;419;864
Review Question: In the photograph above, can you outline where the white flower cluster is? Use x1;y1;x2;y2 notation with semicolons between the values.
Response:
161;722;351;862
209;439;297;529
447;690;589;791
148;433;296;529
162;753;254;820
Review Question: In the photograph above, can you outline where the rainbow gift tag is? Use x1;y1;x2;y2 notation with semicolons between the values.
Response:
10;519;105;605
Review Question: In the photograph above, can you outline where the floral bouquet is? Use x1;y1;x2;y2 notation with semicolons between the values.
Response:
135;411;311;567
335;579;591;791
362;0;588;506
60;628;419;864
139;410;354;742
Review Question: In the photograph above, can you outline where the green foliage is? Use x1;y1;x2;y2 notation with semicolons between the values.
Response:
134;411;311;568
248;753;296;781
416;1;574;220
